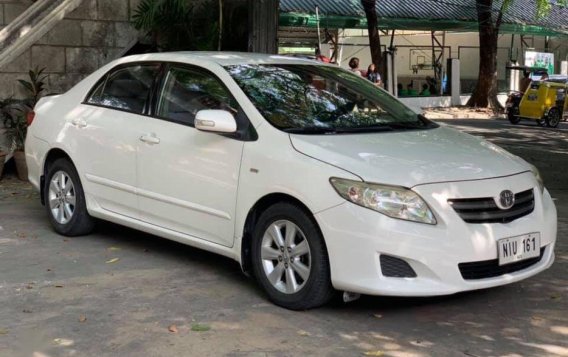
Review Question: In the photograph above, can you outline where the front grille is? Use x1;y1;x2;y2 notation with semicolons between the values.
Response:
380;255;417;278
458;247;545;280
448;189;534;224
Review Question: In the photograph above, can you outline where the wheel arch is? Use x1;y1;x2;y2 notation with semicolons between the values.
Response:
239;192;328;275
41;148;76;205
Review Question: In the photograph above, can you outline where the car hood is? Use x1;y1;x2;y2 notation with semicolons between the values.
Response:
289;126;529;187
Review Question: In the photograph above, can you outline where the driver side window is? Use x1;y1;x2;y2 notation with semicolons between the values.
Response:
157;66;238;126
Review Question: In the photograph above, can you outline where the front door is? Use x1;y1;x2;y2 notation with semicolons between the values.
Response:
136;65;246;247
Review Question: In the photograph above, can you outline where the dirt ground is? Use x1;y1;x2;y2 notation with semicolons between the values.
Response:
0;118;567;357
424;107;506;120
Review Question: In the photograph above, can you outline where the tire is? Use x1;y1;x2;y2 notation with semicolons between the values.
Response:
546;108;561;128
507;110;521;124
251;202;334;310
45;158;95;236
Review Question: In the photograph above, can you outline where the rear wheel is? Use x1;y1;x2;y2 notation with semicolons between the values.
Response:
507;110;521;124
251;203;334;310
546;108;561;128
45;158;95;236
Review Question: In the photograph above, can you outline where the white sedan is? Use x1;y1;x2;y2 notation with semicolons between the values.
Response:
25;52;557;310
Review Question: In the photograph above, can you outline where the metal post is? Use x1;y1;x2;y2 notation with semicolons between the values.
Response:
316;5;322;50
338;28;345;66
392;50;398;96
389;30;397;96
449;58;461;106
386;51;394;95
431;31;446;95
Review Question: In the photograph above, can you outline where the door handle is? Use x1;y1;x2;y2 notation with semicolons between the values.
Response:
139;134;160;145
71;118;87;128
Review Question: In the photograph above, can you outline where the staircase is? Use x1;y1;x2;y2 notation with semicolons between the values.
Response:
0;0;84;70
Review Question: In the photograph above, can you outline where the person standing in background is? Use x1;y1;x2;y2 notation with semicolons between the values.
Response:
519;71;532;93
315;48;330;63
420;83;431;96
366;64;382;86
426;76;438;94
349;57;362;76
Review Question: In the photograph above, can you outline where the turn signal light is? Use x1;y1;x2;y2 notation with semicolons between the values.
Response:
26;111;35;126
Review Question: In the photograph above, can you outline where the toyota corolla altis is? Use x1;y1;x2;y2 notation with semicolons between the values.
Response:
25;53;556;310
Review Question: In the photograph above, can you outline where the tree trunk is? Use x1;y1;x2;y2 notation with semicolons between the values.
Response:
221;0;248;51
248;0;279;54
361;0;382;68
467;0;502;109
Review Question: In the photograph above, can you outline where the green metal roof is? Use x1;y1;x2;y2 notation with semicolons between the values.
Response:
279;0;568;36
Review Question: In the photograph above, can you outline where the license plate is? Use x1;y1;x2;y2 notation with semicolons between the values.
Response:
498;233;540;266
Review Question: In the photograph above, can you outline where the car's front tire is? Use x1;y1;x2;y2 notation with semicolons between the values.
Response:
45;158;95;236
251;202;334;310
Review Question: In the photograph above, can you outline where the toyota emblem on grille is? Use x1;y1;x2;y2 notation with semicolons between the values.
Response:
498;190;515;210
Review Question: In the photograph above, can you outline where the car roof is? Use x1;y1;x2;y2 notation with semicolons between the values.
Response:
547;74;568;83
119;51;323;66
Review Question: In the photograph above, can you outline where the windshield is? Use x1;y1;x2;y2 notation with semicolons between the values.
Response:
225;64;436;134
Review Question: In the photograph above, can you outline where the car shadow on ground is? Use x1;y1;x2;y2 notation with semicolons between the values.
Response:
93;218;490;312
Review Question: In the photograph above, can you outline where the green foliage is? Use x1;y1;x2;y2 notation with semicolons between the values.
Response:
500;0;567;19
534;0;567;18
132;0;219;51
18;67;48;109
1;98;25;151
2;68;48;151
3;113;27;151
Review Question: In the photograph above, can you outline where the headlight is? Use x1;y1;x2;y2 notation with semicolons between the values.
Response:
529;164;545;194
330;178;437;225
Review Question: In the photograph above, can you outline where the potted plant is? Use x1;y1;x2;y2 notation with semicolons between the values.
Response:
3;113;27;180
3;68;47;181
0;98;17;180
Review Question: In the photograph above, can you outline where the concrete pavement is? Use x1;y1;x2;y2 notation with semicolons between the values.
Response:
0;118;567;357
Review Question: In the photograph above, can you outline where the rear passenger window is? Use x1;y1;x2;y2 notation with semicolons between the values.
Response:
157;67;238;126
87;64;160;114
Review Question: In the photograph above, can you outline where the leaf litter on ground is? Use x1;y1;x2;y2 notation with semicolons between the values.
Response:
191;323;210;332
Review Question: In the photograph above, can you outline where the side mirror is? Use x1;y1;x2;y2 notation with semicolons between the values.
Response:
195;110;237;133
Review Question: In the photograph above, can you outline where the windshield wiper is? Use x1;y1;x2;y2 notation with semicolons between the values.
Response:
283;125;394;134
283;127;338;134
334;125;394;133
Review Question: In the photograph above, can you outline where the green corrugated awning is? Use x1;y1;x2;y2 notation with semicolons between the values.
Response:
279;13;566;36
279;0;568;36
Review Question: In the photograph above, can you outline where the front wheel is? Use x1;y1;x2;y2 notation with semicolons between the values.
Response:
251;203;334;310
45;158;95;236
546;108;561;128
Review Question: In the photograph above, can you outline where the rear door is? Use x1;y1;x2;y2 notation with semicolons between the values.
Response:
76;63;161;218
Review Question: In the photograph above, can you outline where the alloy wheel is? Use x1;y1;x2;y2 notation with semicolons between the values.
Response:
260;220;311;294
48;170;76;224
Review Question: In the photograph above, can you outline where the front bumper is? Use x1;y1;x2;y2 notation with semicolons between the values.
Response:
315;172;557;296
